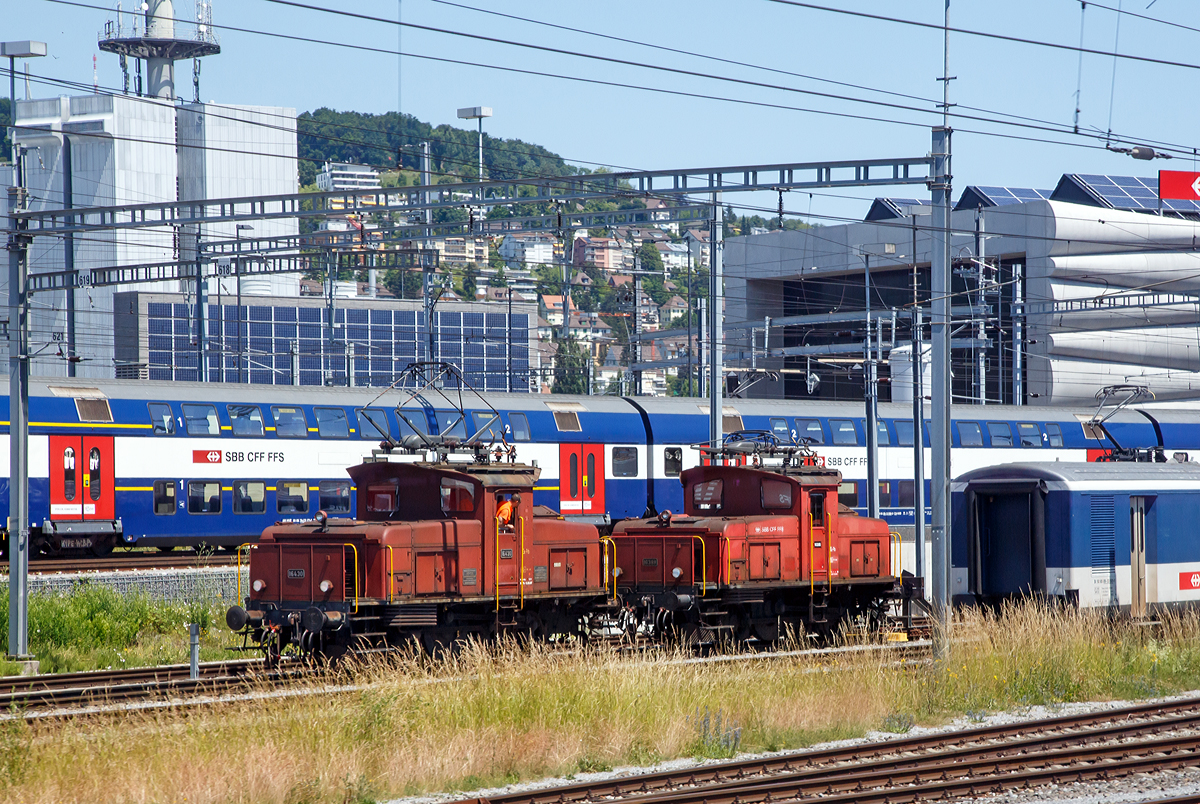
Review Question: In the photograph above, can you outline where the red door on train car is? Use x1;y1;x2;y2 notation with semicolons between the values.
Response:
48;435;115;520
559;444;605;515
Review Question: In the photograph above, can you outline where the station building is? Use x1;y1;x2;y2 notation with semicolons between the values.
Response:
725;175;1200;406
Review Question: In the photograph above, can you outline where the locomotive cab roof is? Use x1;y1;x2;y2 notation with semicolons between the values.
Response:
679;463;843;518
347;459;541;522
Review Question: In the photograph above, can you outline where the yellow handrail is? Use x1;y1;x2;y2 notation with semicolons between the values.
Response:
343;543;359;613
721;535;731;586
890;531;902;579
690;534;706;596
599;536;618;602
386;545;395;603
235;543;251;601
827;512;833;579
494;516;501;610
519;515;526;609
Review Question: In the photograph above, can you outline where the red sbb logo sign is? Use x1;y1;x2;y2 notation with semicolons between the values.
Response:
1160;170;1200;201
1179;572;1200;591
193;450;222;464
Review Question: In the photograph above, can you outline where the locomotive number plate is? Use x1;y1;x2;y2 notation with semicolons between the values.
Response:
642;558;659;567
500;549;514;559
287;569;305;579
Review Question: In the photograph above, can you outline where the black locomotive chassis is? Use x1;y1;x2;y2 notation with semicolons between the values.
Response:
231;577;902;658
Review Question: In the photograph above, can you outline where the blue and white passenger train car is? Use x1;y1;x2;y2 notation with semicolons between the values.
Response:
4;375;1200;557
951;462;1200;613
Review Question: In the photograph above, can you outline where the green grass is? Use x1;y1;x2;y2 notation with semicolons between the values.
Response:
3;601;1200;803
0;583;231;674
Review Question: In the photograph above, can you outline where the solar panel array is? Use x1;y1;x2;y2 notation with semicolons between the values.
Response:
145;302;531;391
1070;175;1200;214
969;186;1053;206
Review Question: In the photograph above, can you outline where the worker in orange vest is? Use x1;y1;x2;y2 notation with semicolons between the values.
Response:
496;494;519;529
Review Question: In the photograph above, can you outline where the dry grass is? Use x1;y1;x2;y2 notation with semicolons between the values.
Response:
5;601;1200;804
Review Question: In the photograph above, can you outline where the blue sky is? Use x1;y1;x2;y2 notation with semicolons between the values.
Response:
9;0;1200;222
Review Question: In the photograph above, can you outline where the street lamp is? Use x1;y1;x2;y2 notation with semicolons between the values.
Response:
3;41;47;164
2;39;45;667
456;106;492;198
235;224;253;383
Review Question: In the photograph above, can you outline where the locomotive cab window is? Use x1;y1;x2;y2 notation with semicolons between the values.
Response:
441;478;476;514
612;447;639;477
366;483;398;513
314;407;350;439
508;412;531;441
1018;422;1042;447
271;406;308;438
148;403;175;435
761;479;793;509
830;419;858;446
987;421;1014;447
693;479;723;511
182;404;219;436
233;481;266;514
794;418;824;445
319;480;351;513
228;405;264;437
187;481;221;514
277;481;309;514
153;480;176;514
809;491;826;523
356;408;390;441
1045;422;1064;447
957;421;984;447
664;447;683;477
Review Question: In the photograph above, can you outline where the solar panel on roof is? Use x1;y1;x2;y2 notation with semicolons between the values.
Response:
1067;174;1200;215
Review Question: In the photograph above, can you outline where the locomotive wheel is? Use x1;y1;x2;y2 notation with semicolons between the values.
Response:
91;539;114;558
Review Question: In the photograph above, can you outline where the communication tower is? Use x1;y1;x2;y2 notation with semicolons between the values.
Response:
99;1;220;100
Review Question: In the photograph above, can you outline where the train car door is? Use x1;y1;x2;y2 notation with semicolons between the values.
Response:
808;491;829;579
558;444;605;514
1130;497;1147;617
48;435;115;520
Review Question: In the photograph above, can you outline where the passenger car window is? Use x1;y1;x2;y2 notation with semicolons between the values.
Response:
898;480;916;507
895;420;915;447
769;418;789;437
761;479;793;509
877;481;891;505
153;480;176;514
319;480;352;513
314;407;349;439
148;403;175;435
228;405;264;437
271;406;308;438
664;447;683;477
472;411;503;441
794;418;824;445
830;419;858;446
233;481;266;513
356;408;390;441
277;481;309;514
987;422;1014;447
957;421;984;447
876;421;890;446
435;411;468;438
693;478;722;511
553;411;581;431
838;481;859;508
508;412;530;441
1018;422;1042;447
187;481;221;513
1045;422;1063;447
182;404;219;436
612;447;638;477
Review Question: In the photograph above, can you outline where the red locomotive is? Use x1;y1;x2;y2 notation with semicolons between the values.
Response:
226;421;901;661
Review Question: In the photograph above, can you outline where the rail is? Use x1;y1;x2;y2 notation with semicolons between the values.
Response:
691;534;706;595
343;543;359;613
599;536;618;602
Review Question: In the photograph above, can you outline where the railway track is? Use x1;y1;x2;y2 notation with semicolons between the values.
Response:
0;550;239;574
3;638;930;718
455;695;1200;804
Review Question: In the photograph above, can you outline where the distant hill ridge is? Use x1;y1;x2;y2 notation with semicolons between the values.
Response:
298;107;577;187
